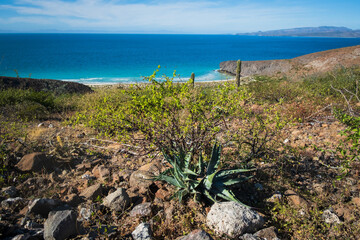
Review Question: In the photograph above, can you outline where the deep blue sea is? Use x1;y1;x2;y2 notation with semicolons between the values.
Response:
0;34;359;84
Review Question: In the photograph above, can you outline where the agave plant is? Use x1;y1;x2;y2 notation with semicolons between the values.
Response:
154;143;255;206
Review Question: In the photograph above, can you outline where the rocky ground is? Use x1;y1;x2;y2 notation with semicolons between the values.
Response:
1;110;360;239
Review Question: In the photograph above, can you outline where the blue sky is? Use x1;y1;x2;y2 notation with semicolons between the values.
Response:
0;0;359;34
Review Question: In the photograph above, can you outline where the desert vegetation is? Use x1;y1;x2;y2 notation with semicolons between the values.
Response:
0;66;360;239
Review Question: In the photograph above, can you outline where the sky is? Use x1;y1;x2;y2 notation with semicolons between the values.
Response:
0;0;359;34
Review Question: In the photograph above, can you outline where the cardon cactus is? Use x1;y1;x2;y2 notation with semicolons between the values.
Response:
190;72;195;87
154;143;254;206
236;60;242;87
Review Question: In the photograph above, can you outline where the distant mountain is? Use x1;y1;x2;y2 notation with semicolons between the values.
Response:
238;26;360;38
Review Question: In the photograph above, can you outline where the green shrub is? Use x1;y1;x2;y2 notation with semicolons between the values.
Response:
73;68;251;154
229;103;289;162
302;67;360;100
246;76;303;103
0;88;79;120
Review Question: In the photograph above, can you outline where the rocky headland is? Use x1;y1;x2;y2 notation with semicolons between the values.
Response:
238;26;360;38
220;45;360;78
0;76;93;95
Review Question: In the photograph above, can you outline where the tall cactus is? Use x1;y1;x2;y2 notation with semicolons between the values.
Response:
190;72;195;87
236;60;242;87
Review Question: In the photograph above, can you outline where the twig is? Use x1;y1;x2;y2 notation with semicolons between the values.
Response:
88;138;141;148
305;104;333;120
331;84;355;116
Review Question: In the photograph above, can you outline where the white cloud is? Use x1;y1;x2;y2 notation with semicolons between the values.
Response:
0;0;311;33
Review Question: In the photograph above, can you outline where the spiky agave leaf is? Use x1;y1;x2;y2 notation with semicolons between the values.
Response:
206;143;221;175
216;168;256;178
155;172;185;189
197;153;205;175
217;176;253;186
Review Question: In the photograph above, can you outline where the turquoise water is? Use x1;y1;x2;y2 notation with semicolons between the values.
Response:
0;34;359;84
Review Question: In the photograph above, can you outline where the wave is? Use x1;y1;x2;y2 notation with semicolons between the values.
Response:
60;70;231;85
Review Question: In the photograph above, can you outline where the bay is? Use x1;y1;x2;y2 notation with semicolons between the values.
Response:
0;34;359;84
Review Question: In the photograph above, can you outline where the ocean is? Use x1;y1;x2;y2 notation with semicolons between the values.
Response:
0;34;359;84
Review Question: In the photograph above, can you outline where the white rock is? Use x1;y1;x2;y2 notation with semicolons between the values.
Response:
206;202;264;238
132;222;152;240
322;209;341;224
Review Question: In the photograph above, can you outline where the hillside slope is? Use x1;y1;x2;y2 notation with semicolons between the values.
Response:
219;45;360;78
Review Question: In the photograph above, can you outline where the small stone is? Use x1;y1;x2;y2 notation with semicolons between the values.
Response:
103;188;130;212
239;233;260;240
64;194;84;207
130;202;152;217
28;198;63;218
130;170;154;190
334;205;353;222
80;184;103;201
79;207;92;221
352;197;360;207
92;165;110;182
284;190;309;208
155;188;171;201
254;226;279;240
132;222;152;240
283;139;290;144
44;210;78;240
15;152;54;172
312;183;325;195
266;193;282;203
322;209;341;224
1;186;17;197
1;197;25;209
81;174;96;180
177;229;213;240
130;162;161;189
206;202;264;238
164;202;175;222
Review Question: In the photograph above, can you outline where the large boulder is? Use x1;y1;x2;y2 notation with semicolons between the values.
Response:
103;188;130;212
27;198;63;218
44;210;78;240
15;152;54;172
206;202;264;238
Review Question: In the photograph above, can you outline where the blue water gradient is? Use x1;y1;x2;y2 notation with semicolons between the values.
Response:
0;34;359;84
